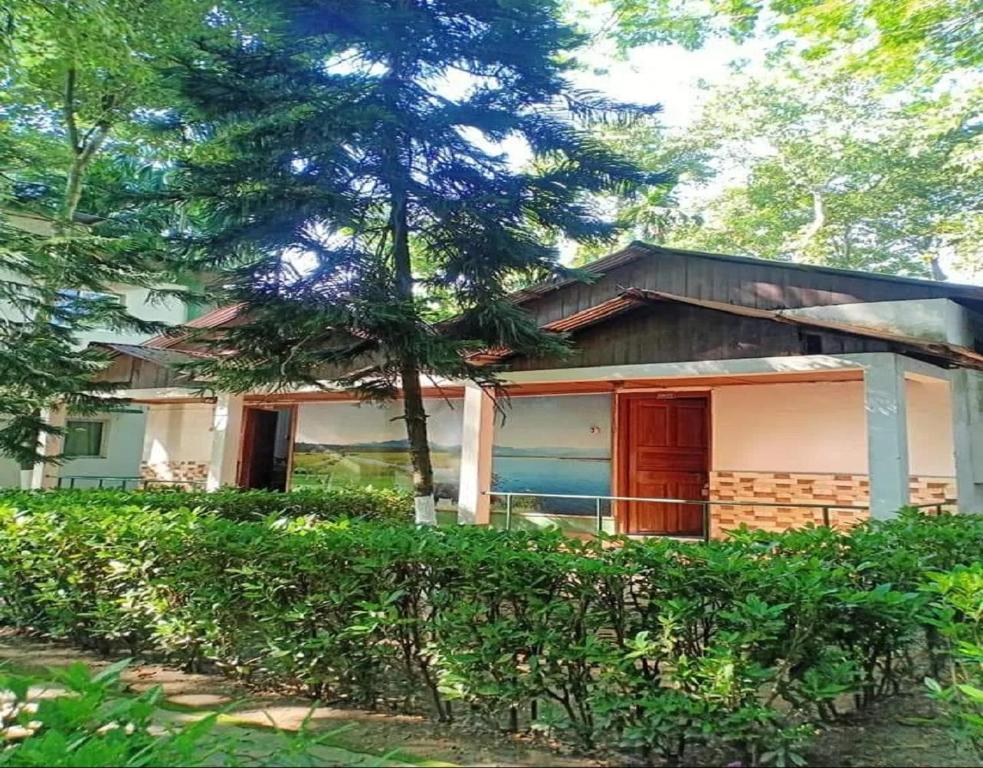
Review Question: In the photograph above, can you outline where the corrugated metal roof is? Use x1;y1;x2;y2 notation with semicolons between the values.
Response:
626;288;983;369
542;293;644;332
144;303;246;348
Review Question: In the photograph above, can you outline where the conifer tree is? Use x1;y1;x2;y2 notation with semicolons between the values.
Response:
172;0;663;520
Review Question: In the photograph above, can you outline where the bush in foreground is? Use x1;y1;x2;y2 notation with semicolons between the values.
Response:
0;496;980;766
0;660;335;767
0;486;412;522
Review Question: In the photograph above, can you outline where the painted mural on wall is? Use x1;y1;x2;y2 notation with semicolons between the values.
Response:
492;394;612;515
291;399;463;506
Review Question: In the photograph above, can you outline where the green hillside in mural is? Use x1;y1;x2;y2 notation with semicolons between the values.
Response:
291;440;461;502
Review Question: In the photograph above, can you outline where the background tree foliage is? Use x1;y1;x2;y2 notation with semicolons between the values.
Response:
597;0;982;86
0;0;226;465
587;0;982;278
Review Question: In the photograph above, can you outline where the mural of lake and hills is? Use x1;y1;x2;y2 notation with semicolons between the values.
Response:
491;394;613;516
290;401;463;504
290;395;614;516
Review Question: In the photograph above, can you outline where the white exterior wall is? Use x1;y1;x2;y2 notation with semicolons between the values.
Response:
142;402;216;484
77;283;190;346
59;409;147;485
0;408;148;488
712;379;954;477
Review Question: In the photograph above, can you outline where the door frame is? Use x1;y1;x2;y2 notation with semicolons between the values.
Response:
237;404;298;490
613;389;712;535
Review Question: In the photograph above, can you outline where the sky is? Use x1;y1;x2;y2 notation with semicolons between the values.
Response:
295;399;463;446
494;394;612;452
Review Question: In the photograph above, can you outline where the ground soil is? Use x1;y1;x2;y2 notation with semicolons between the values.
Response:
0;630;978;767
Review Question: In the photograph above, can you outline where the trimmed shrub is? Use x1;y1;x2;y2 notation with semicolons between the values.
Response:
923;563;983;757
0;498;980;766
0;486;412;522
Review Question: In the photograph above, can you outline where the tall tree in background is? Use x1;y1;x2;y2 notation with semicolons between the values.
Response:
580;0;982;278
171;0;662;521
661;71;981;276
0;0;222;469
597;0;982;86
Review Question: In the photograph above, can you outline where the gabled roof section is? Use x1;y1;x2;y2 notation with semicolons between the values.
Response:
624;288;983;367
93;342;213;366
511;242;983;305
143;303;246;348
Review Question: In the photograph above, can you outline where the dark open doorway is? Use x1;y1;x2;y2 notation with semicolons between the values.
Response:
238;406;294;491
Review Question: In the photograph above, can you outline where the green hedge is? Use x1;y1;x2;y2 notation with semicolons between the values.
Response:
0;499;980;766
0;486;412;521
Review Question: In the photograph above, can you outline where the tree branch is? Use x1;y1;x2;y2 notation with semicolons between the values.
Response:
64;67;80;155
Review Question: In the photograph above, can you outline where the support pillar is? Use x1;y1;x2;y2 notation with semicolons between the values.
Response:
864;355;910;518
950;369;983;512
457;384;494;525
29;404;66;490
206;394;244;491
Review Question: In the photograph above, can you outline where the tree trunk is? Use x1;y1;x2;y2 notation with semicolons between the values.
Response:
792;186;826;261
390;183;436;525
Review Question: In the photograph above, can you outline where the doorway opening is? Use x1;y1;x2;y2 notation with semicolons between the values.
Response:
238;406;294;491
617;392;709;536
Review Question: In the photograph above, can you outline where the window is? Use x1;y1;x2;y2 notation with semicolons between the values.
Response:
54;290;123;326
803;333;824;355
64;420;106;458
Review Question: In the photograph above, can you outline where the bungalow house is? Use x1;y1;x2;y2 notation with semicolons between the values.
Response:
45;243;983;537
0;210;210;489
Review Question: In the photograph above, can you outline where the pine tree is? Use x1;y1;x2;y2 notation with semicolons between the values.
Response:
171;0;664;520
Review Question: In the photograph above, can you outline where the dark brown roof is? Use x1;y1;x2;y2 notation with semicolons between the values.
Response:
478;286;983;370
93;343;213;367
143;303;246;348
511;242;983;304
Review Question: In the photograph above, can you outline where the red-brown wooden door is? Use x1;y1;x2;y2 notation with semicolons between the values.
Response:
619;394;708;535
238;407;280;490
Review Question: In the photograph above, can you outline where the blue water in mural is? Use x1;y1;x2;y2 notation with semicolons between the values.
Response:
491;456;611;515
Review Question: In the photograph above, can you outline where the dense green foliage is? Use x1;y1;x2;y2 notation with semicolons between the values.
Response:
167;0;663;510
0;0;233;464
580;0;983;279
0;486;412;522
923;564;983;756
596;0;981;86
0;660;337;766
0;495;979;766
0;661;222;767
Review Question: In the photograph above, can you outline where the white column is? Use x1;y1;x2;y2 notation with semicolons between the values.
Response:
206;394;245;491
950;368;983;512
457;384;495;525
864;355;910;518
29;404;67;490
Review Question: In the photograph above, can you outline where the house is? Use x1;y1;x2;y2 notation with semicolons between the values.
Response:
0;210;209;489
50;242;983;537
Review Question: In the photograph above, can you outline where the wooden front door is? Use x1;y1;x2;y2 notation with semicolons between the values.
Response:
238;407;281;490
619;394;709;535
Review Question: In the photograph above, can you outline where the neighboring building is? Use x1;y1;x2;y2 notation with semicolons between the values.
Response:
0;210;207;488
55;243;983;536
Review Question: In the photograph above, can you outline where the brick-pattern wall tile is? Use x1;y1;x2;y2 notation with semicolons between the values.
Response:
140;461;209;489
709;471;955;538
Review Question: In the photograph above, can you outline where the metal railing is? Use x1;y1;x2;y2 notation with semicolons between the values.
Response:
486;491;956;541
55;476;207;491
57;475;142;490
